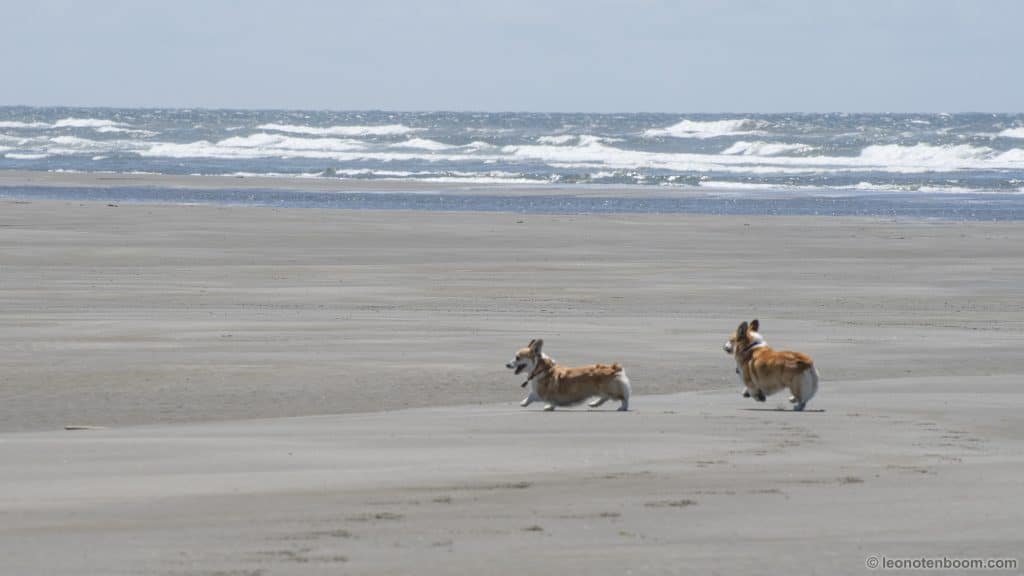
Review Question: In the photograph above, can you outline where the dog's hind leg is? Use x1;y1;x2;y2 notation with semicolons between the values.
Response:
588;396;609;408
543;403;556;411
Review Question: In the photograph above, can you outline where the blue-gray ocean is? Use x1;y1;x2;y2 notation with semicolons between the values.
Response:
3;107;1024;219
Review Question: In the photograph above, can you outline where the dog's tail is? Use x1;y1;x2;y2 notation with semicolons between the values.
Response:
610;362;623;373
798;365;819;409
614;369;631;411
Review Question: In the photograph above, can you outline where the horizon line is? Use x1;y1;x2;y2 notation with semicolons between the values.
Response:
1;104;1021;116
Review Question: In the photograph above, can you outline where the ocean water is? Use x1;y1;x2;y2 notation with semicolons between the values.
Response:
2;107;1024;218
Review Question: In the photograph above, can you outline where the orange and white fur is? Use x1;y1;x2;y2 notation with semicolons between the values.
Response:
506;339;631;411
723;319;819;411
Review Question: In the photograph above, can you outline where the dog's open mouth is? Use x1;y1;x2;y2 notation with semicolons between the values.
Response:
514;364;525;375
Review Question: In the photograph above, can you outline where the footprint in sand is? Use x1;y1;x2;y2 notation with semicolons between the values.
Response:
644;499;697;508
346;512;404;522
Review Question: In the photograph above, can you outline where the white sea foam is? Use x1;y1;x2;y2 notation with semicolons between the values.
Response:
537;135;576;145
696;180;995;196
226;168;544;185
999;127;1024;139
140;134;368;159
578;134;623;146
857;143;996;168
417;175;546;184
996;148;1024;163
54;117;129;129
41;135;152;157
321;168;417;178
698;181;791;191
848;182;975;194
16;124;1022;179
257;123;420;137
643;118;762;139
463;140;497;151
504;139;1024;175
721;141;813;156
218;133;367;152
5;152;50;160
138;134;508;163
388;138;455;151
50;135;106;146
95;125;158;136
0;121;50;129
0;117;157;136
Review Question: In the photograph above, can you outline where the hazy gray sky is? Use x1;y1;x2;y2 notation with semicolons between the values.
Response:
2;0;1020;112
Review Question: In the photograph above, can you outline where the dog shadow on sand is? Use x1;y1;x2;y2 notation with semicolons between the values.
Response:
740;407;826;413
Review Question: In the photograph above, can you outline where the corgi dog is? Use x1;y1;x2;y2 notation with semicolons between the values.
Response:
506;339;631;411
723;319;819;411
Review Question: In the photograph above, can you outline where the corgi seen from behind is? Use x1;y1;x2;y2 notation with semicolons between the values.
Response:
506;339;631;411
723;319;819;411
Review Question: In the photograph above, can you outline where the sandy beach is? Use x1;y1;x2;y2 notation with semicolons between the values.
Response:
2;192;1023;574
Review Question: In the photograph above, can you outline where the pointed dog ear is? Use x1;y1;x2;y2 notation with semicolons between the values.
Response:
527;338;536;348
532;339;544;354
750;319;760;332
737;321;748;336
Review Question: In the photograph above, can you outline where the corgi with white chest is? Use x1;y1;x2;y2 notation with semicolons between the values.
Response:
723;319;819;411
506;339;631;411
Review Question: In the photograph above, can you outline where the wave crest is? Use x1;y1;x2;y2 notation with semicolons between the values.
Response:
258;123;420;137
721;141;813;156
0;121;50;129
54;118;128;129
643;118;762;139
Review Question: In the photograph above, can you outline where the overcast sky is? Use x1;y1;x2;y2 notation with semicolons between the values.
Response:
2;0;1020;112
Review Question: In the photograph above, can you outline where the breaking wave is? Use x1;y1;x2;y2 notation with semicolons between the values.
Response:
643;118;763;139
537;135;576;145
388;138;456;151
257;123;420;137
0;121;50;129
721;141;813;156
54;118;129;129
3;109;1024;195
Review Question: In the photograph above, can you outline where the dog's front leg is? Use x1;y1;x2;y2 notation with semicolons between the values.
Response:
520;392;537;407
736;365;752;398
